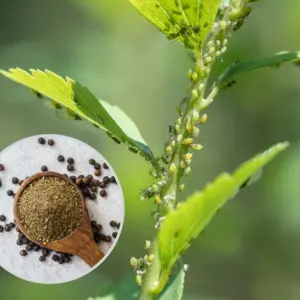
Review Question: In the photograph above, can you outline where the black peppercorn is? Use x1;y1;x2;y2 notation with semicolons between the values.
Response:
38;137;46;145
89;159;96;165
17;239;23;246
0;215;6;222
58;257;64;264
90;186;97;193
94;169;101;177
7;190;14;197
26;244;33;251
42;249;49;256
82;177;90;184
78;175;84;179
110;176;117;184
105;235;112;242
52;254;59;262
48;139;55;146
0;164;4;171
67;164;74;172
12;177;19;184
41;165;48;172
103;176;110;184
39;256;46;262
117;223;121;229
18;233;25;239
89;193;96;200
64;256;71;263
99;234;106;241
91;221;98;228
75;178;82;185
112;232;118;238
33;245;39;252
23;238;29;245
82;188;90;197
10;222;15;228
94;233;101;243
99;181;106;188
57;155;65;162
100;190;107;197
94;163;101;170
91;179;100;186
16;226;21;233
0;225;3;232
70;176;76;183
4;224;10;232
20;249;27;256
0;179;2;187
97;224;103;231
110;221;117;227
67;157;74;164
103;163;109;169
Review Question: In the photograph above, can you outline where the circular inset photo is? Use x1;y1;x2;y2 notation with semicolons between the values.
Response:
0;134;124;284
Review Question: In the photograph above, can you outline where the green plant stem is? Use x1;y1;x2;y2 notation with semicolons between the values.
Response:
140;51;209;300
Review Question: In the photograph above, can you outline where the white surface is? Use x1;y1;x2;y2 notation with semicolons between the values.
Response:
0;134;125;284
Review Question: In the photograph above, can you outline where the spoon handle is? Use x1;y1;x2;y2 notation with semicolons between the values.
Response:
75;238;105;267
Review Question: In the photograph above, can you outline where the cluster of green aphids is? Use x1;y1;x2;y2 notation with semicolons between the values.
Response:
130;240;155;287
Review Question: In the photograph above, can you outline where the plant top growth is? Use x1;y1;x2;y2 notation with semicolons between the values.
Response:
1;0;299;299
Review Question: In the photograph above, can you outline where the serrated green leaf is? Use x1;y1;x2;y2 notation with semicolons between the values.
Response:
159;264;185;300
0;68;159;169
157;142;289;278
216;51;300;88
128;0;221;49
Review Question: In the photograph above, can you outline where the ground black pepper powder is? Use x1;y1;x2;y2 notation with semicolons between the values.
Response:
17;176;83;244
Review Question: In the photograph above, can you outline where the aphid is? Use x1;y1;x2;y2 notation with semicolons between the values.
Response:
130;257;138;269
145;240;151;250
142;186;155;199
148;254;154;263
128;146;138;154
136;275;143;286
155;195;162;204
33;90;43;98
182;138;193;145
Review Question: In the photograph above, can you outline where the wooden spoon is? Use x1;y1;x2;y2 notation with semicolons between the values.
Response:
13;171;105;267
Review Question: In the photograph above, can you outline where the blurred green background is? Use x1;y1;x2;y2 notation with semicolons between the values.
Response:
0;0;299;299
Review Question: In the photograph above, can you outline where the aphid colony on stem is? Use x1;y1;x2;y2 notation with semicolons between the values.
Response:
130;240;155;286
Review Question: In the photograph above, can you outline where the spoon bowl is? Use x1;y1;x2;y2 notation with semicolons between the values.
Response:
13;171;105;267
